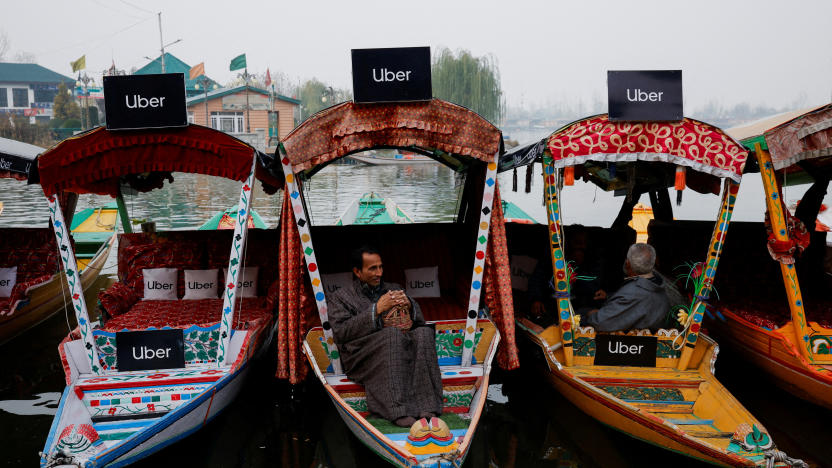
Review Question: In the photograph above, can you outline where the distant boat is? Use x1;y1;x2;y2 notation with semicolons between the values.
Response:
501;200;538;224
336;192;414;225
349;151;437;165
199;206;267;230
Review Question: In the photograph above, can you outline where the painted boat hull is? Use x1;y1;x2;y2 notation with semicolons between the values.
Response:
0;233;114;345
707;309;832;410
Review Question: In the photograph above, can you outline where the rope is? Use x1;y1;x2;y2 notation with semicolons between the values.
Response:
39;451;76;468
764;448;808;468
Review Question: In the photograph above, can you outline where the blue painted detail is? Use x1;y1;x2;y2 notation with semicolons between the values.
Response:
545;166;554;175
796;300;802;307
437;356;476;365
54;220;62;228
444;371;458;376
715;310;726;321
561;310;570;320
555;260;564;269
693;314;703;323
472;281;481;290
141;396;151;403
771;193;779;200
291;191;299;199
93;419;156;431
42;387;72;458
665;418;715;425
315;292;325;301
486;178;495;187
780;229;786;236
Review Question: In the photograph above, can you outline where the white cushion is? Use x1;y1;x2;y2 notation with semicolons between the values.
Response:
224;266;259;298
142;268;178;300
0;267;17;297
322;272;353;295
510;255;539;292
405;266;440;298
183;269;219;300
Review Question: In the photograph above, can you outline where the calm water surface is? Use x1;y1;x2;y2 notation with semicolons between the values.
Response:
1;162;831;467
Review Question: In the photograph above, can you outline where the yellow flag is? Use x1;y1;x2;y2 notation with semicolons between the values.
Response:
70;55;86;72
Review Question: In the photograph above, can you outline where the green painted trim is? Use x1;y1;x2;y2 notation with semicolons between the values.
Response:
115;190;132;234
740;135;768;151
70;207;95;230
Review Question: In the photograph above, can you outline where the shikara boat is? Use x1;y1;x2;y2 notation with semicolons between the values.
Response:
199;206;267;230
335;192;414;225
35;125;282;467
500;115;805;466
0;137;117;345
705;104;832;409
272;99;519;467
501;200;538;224
350;151;437;165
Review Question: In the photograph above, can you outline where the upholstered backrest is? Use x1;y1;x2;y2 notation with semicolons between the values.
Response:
0;228;60;282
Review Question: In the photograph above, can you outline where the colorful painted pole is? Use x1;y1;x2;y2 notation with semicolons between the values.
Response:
461;160;498;367
217;156;256;366
542;155;573;366
278;146;343;374
754;144;814;361
47;194;101;375
677;178;740;370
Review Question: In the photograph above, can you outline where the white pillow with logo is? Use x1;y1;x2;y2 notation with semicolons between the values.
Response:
322;272;353;296
224;266;259;298
405;266;440;298
0;267;17;297
183;269;219;300
510;255;539;291
142;268;178;300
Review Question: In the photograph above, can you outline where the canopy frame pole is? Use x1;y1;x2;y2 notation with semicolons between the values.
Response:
677;178;740;370
47;194;101;375
279;147;342;374
754;144;814;361
115;186;132;234
217;156;256;366
461;159;499;367
542;155;573;366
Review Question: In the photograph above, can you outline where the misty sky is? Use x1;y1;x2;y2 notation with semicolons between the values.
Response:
5;0;831;112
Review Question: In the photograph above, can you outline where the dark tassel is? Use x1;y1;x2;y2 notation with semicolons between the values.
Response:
676;190;683;206
525;164;533;193
512;167;518;192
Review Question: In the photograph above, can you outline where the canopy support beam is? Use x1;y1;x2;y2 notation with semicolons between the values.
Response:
754;144;814;362
115;186;132;234
542;156;574;366
47;194;101;375
678;179;740;370
461;160;499;367
217;156;256;366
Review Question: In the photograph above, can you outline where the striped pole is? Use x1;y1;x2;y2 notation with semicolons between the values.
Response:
542;155;573;366
754;144;814;361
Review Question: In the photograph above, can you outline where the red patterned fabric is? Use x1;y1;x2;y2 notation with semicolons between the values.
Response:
101;298;271;331
276;191;311;383
282;100;502;172
483;185;520;370
98;282;141;318
37;125;281;197
119;237;202;296
547;115;748;182
0;228;61;314
765;104;832;170
764;203;811;264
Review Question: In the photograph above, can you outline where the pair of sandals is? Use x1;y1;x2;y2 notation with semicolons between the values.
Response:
394;412;440;428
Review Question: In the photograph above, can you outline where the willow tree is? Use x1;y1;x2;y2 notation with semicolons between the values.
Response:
432;48;503;124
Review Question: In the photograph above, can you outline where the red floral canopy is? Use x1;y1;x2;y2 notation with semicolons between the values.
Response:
547;115;748;182
765;104;832;170
37;125;280;196
281;99;503;172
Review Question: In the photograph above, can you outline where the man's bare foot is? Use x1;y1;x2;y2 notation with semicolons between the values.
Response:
394;416;417;427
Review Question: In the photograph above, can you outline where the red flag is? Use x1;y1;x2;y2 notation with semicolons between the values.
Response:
265;68;272;87
189;62;205;80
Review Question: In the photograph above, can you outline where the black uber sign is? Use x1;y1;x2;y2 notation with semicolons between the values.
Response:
594;334;657;367
104;73;187;130
352;47;432;104
116;329;185;371
608;70;683;122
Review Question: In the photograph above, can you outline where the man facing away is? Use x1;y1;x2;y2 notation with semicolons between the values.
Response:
328;246;443;427
582;243;670;332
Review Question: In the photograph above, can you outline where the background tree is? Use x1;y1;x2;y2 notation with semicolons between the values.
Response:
432;48;504;124
0;31;9;61
52;81;81;124
298;78;351;121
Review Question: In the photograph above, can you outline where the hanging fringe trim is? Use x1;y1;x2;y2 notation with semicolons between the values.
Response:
512;167;518;192
524;164;533;193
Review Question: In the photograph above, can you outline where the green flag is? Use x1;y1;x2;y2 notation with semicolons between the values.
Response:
229;53;246;71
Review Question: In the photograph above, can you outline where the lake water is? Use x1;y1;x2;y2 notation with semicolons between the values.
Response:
1;161;830;467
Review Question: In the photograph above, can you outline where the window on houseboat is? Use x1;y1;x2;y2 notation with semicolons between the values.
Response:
210;111;245;134
12;88;28;108
0;88;7;107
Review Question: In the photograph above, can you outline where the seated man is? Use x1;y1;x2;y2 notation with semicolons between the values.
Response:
328;245;444;428
582;243;669;332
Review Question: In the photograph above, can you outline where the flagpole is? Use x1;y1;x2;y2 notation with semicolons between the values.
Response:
202;76;209;127
245;66;250;133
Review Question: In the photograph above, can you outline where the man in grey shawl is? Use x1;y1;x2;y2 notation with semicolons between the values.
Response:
582;243;670;332
328;246;443;427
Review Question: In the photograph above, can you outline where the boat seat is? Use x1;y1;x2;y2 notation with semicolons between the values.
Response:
0;227;61;315
101;298;271;331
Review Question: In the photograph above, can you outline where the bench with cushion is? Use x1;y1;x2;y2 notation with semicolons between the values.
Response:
95;230;278;370
0;228;61;315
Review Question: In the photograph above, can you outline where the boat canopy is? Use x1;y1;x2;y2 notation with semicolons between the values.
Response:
499;114;748;183
763;103;832;171
280;99;503;176
35;125;280;196
0;136;43;180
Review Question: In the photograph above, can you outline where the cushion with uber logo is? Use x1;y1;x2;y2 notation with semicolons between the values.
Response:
322;272;352;296
223;266;259;298
183;269;219;300
0;266;17;297
142;268;178;300
510;255;538;292
405;266;440;298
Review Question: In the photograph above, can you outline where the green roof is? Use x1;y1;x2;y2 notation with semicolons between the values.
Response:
134;53;220;94
0;62;74;84
186;85;300;106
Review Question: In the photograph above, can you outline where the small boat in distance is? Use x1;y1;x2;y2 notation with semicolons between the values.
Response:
199;206;267;230
501;200;538;224
350;151;438;165
335;192;414;225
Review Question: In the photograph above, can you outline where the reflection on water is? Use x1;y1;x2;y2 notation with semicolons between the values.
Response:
0;392;60;416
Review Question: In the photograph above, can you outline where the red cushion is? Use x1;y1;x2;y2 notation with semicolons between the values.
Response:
102;298;271;331
98;282;142;318
120;238;201;296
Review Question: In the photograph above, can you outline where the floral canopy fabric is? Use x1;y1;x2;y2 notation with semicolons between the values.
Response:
765;104;832;170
